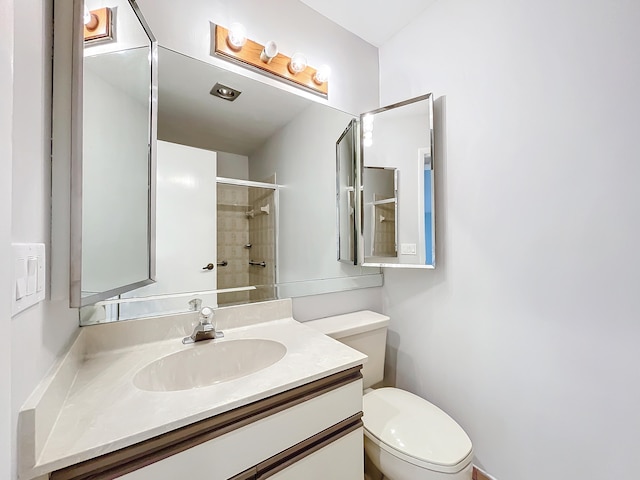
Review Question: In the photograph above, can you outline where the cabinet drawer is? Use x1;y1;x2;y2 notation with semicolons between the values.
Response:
263;427;363;480
117;380;362;479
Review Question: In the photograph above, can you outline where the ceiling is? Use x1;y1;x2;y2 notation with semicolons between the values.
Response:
298;0;437;47
157;48;313;156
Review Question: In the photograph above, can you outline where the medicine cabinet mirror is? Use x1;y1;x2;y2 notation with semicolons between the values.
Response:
70;0;158;307
335;94;435;268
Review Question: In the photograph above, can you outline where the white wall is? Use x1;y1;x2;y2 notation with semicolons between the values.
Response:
136;0;379;115
82;62;150;293
1;0;15;477
10;0;79;478
379;0;640;479
217;152;249;180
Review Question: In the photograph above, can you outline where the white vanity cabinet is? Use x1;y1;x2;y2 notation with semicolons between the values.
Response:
50;367;364;480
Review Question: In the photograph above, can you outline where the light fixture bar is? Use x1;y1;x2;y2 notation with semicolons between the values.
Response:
213;25;328;97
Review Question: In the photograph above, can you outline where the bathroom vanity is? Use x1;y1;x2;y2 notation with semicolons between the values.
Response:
18;300;367;480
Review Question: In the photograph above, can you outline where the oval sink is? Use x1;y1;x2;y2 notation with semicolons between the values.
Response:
133;339;287;392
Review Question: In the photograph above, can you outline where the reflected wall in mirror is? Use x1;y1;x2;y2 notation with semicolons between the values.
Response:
79;47;382;325
73;0;157;307
359;94;435;268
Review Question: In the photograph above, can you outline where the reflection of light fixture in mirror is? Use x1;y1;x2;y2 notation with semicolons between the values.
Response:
83;7;113;42
363;131;373;147
260;40;279;64
83;6;99;30
313;64;331;85
288;53;308;75
210;82;242;102
362;114;374;147
226;22;247;51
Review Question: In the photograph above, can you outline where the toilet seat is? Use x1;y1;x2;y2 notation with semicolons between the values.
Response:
363;388;473;474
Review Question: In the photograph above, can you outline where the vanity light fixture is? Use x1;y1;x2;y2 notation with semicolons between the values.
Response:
213;24;329;96
210;82;242;102
83;7;113;42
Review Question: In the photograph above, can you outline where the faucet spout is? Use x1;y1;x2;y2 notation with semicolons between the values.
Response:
183;306;224;344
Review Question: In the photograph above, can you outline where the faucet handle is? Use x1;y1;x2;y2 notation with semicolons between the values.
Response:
188;298;202;311
199;306;214;324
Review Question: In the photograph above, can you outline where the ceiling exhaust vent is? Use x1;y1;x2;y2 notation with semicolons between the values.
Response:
210;83;242;102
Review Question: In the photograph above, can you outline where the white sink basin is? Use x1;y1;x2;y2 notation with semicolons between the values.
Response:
133;339;287;392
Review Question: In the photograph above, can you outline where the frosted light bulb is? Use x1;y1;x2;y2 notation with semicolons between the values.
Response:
313;64;331;84
288;53;308;75
227;22;247;50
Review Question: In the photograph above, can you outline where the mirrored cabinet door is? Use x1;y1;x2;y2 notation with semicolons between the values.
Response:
351;94;435;269
69;0;158;307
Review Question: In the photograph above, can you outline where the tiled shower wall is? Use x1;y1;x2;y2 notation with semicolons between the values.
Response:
216;183;276;306
373;195;396;257
216;184;250;305
248;188;276;302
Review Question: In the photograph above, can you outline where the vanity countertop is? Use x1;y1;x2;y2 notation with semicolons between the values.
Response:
18;300;367;479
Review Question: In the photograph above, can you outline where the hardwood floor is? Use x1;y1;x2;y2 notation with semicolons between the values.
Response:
473;466;492;480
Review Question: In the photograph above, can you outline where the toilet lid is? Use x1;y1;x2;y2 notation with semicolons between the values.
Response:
363;388;473;470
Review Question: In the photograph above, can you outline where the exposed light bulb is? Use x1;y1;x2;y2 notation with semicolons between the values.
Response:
260;40;279;64
288;53;308;75
313;64;331;84
83;6;99;30
227;22;247;51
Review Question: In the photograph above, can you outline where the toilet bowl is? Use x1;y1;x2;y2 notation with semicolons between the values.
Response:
305;311;473;480
363;387;473;480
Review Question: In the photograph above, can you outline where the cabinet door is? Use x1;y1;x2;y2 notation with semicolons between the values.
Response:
259;428;363;480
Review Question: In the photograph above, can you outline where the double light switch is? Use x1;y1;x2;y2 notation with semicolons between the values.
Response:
12;243;46;316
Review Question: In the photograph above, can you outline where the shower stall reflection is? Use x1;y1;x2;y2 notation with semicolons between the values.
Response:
216;180;277;306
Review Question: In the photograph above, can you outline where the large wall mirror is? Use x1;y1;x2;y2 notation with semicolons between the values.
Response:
77;44;382;325
71;0;157;307
358;94;435;268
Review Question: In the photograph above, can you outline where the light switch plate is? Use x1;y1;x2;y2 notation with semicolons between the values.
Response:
12;243;46;316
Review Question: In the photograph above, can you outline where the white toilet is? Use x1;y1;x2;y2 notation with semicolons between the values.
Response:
306;311;473;480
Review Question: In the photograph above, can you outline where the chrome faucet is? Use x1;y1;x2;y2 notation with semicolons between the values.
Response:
183;306;224;344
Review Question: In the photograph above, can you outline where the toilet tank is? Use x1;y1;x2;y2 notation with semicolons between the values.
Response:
305;311;389;389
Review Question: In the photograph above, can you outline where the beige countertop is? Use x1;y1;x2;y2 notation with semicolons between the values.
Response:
18;299;367;479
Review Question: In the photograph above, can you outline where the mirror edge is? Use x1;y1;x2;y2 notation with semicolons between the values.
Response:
336;118;358;265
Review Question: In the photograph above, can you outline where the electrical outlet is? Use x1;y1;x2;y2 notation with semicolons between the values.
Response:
400;243;417;255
